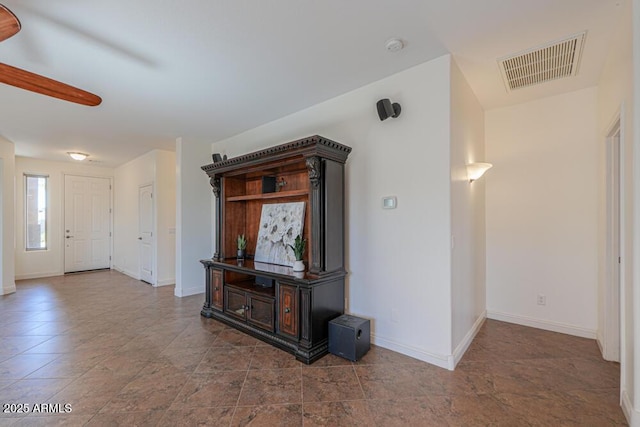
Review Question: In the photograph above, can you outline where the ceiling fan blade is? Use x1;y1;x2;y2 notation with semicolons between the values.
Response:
0;4;20;42
0;62;101;106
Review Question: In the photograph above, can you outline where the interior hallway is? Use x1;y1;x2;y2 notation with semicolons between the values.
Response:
0;271;626;426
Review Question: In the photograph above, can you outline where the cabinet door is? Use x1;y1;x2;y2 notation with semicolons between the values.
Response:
211;269;223;310
247;294;275;332
225;287;247;320
278;283;298;339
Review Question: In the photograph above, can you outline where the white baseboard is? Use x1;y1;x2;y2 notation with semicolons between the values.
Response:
452;311;486;368
1;284;16;295
174;284;204;297
371;333;452;371
371;313;487;371
487;310;596;339
621;390;636;426
155;278;175;287
113;266;140;281
596;330;604;354
15;271;62;281
114;267;175;288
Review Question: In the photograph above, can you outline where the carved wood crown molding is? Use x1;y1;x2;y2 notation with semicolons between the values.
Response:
201;135;352;174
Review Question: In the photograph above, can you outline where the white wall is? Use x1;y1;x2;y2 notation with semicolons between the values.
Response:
0;138;15;295
633;0;640;420
113;149;176;287
175;137;212;297
208;56;455;368
14;157;114;280
485;87;599;337
596;0;635;415
114;151;154;279
450;60;486;364
156;150;177;286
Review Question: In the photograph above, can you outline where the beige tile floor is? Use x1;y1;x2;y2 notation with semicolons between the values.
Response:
0;270;626;426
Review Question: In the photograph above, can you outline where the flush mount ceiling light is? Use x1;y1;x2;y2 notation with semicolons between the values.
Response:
385;38;404;52
68;152;88;161
466;162;493;182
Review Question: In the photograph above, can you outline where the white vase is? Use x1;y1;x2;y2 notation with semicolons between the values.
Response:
293;260;305;272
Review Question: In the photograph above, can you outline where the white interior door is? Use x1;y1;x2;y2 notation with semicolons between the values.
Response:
64;175;111;273
610;130;621;361
604;120;621;362
139;184;153;284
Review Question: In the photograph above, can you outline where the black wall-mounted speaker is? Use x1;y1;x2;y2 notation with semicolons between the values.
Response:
376;98;401;121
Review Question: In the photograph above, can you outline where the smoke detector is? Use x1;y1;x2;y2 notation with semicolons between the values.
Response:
498;31;587;92
385;38;404;52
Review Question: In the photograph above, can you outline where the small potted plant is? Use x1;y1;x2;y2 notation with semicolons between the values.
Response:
287;234;306;272
237;234;247;259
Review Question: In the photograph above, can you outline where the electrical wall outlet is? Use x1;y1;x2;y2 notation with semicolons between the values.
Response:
537;294;546;305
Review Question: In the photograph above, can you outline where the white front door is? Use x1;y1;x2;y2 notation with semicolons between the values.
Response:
139;184;153;284
64;175;111;273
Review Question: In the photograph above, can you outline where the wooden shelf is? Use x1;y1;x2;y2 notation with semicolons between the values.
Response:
226;189;308;202
216;258;321;281
226;278;275;297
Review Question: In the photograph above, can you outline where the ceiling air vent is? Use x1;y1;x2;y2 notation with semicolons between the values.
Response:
498;32;586;92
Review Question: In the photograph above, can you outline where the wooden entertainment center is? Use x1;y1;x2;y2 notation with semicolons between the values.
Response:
200;135;351;363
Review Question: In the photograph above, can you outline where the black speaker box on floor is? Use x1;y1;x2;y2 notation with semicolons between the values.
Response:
328;314;370;361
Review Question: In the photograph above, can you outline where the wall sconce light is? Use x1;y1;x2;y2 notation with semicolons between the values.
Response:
376;98;401;121
68;152;89;161
466;162;492;182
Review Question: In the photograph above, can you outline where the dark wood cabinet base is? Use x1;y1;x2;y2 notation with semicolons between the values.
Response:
201;259;345;364
201;304;330;364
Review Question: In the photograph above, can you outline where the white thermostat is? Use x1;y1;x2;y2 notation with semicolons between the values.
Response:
382;196;397;209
